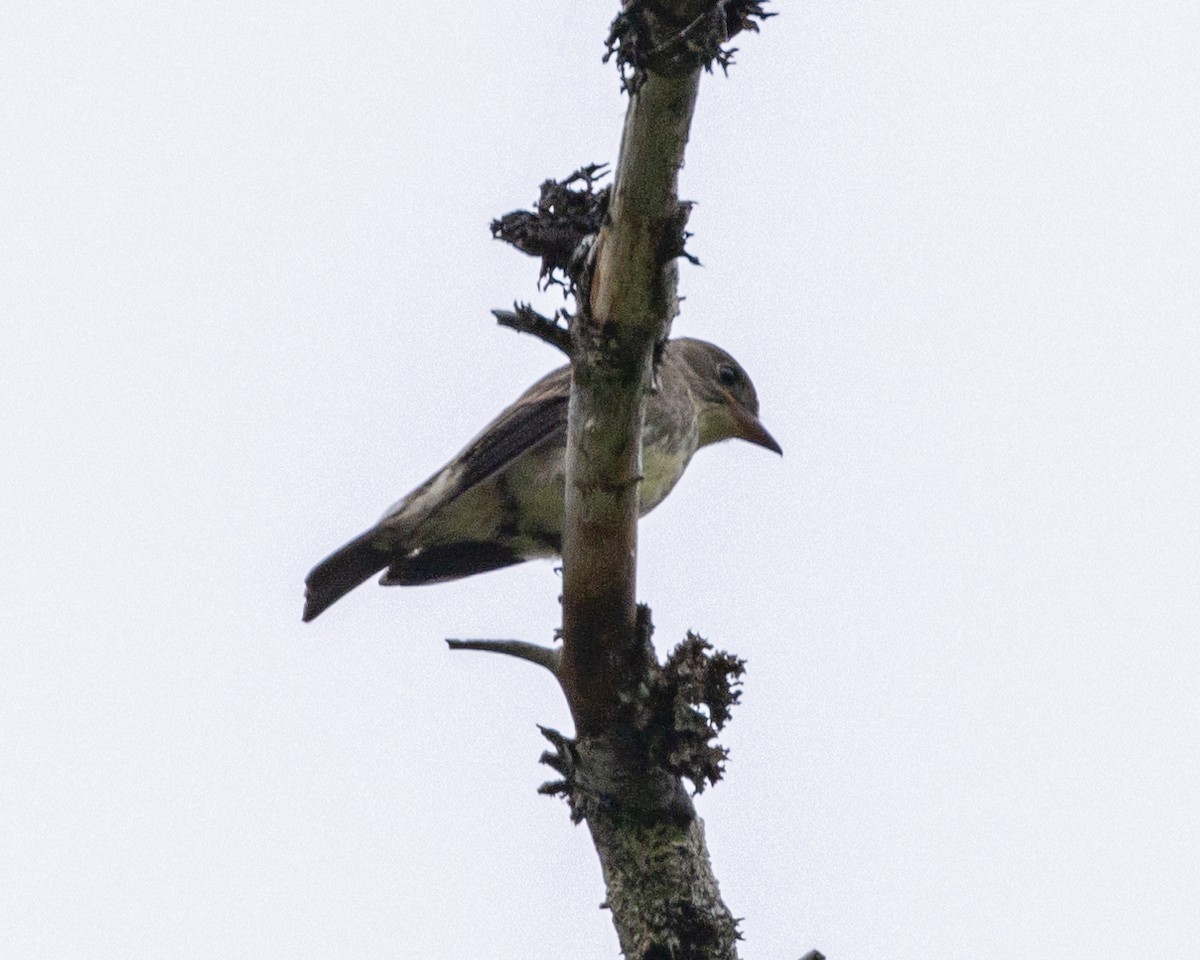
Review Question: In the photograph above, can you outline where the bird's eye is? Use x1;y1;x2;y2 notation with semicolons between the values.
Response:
717;364;739;387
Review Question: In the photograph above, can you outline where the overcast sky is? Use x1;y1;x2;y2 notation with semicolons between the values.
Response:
3;2;1198;958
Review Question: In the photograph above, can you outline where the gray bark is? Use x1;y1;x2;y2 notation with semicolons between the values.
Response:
557;6;738;958
482;3;781;957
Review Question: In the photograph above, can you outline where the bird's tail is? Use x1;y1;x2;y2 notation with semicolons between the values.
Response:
302;530;390;622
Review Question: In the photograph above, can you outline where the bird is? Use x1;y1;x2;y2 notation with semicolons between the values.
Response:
302;337;780;622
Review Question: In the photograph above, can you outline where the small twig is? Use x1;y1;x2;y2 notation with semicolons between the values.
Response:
445;638;561;674
492;304;573;356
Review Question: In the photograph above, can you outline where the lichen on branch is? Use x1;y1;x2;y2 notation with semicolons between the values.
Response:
538;606;745;820
490;164;610;291
649;633;745;793
604;0;775;92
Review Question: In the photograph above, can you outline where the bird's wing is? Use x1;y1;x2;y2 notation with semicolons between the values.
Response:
454;365;571;493
379;364;571;526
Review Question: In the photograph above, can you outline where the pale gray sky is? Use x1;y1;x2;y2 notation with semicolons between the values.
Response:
3;2;1198;958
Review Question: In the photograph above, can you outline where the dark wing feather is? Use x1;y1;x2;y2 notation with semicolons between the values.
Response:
380;541;525;586
455;365;570;491
304;366;572;619
395;365;571;515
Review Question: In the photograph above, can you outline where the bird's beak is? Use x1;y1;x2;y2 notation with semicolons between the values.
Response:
727;394;782;455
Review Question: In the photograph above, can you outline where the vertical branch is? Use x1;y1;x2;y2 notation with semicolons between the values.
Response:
494;4;776;957
555;8;738;958
559;69;701;736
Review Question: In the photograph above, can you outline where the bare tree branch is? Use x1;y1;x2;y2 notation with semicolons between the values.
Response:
445;638;561;674
486;4;787;957
559;57;702;738
492;304;574;357
550;6;756;958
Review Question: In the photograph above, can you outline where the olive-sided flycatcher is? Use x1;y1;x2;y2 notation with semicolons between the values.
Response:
303;338;779;621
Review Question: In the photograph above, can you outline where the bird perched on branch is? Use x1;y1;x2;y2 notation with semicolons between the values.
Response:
302;338;780;622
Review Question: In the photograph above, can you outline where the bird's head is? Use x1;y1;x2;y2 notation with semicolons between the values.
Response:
671;338;782;455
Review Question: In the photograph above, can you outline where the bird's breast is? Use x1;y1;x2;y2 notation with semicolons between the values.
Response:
638;433;698;515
